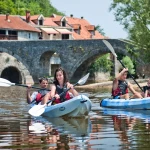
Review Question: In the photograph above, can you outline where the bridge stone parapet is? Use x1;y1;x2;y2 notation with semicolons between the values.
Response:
0;39;128;83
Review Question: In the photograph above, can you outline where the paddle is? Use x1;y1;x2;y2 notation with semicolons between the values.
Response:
28;73;90;117
102;40;143;92
0;77;50;91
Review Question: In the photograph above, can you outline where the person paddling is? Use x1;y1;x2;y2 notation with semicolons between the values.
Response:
143;79;150;98
27;77;50;104
112;68;143;99
42;67;78;105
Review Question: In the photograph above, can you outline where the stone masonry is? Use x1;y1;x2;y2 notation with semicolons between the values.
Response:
0;39;129;83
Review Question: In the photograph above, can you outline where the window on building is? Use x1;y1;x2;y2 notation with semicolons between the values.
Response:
8;30;17;35
62;34;69;39
0;30;6;35
62;21;66;27
74;29;80;35
39;19;43;25
90;31;95;36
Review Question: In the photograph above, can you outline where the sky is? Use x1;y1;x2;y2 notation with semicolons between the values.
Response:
50;0;128;39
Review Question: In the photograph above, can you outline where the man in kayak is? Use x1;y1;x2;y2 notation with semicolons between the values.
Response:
27;77;50;104
42;67;78;104
112;68;143;99
143;79;150;97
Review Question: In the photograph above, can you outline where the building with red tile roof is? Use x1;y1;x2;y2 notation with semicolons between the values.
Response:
0;11;106;41
0;14;40;40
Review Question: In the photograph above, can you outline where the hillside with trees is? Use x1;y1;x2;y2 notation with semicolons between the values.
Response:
0;0;64;16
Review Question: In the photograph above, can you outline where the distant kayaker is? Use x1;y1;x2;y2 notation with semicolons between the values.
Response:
112;68;143;99
42;67;79;104
26;77;50;104
143;79;150;98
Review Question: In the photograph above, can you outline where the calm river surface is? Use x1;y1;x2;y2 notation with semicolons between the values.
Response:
0;86;150;150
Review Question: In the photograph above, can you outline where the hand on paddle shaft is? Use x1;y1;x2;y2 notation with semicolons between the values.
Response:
28;73;90;117
102;40;143;92
0;77;50;91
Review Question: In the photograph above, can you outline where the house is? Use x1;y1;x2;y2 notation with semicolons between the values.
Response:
55;14;105;40
0;13;40;40
25;12;105;40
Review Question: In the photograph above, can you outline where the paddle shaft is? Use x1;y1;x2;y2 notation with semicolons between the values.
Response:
15;83;50;91
117;58;143;92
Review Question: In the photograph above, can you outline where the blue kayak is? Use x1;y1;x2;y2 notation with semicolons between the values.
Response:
100;97;150;109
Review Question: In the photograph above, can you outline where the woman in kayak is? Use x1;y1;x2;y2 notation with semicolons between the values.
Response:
144;79;150;98
112;68;143;99
42;67;78;104
27;77;50;104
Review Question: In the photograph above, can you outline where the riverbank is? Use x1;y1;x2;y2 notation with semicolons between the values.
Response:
76;79;148;91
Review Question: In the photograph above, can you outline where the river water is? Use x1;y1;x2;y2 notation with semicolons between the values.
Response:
0;86;150;150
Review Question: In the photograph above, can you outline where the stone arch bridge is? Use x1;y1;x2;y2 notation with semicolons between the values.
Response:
0;39;129;83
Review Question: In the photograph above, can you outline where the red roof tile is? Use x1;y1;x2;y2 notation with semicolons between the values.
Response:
66;16;105;39
86;25;95;31
44;18;58;26
0;15;40;32
71;24;81;29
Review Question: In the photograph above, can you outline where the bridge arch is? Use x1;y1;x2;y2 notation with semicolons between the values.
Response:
1;66;22;83
0;52;34;84
71;51;111;81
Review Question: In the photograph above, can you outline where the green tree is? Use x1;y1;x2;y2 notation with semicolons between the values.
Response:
0;0;15;14
95;25;105;36
110;0;150;62
0;0;64;16
122;56;135;74
88;54;113;77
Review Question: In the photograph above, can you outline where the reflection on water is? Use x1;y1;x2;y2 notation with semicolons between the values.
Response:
0;86;150;149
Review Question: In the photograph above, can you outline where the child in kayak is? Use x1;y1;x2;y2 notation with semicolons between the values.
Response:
112;68;143;99
42;67;78;104
27;77;50;104
143;79;150;98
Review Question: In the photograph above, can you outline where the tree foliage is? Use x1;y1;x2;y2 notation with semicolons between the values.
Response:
0;0;64;16
95;25;105;36
88;54;113;76
122;56;135;74
110;0;150;62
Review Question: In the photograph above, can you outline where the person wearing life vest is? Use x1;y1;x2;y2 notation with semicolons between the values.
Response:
112;68;142;99
42;67;78;104
27;77;50;104
143;79;150;98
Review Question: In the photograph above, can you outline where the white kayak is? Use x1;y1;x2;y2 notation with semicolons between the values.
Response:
30;95;92;117
100;97;150;109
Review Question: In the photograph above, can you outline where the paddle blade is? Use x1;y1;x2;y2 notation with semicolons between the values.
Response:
102;40;118;58
0;78;15;87
28;104;46;117
78;73;89;85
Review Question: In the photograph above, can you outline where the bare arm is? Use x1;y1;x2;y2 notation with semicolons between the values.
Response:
26;88;32;104
112;79;119;90
116;68;128;80
128;82;143;98
67;82;79;96
50;84;58;98
128;82;136;94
